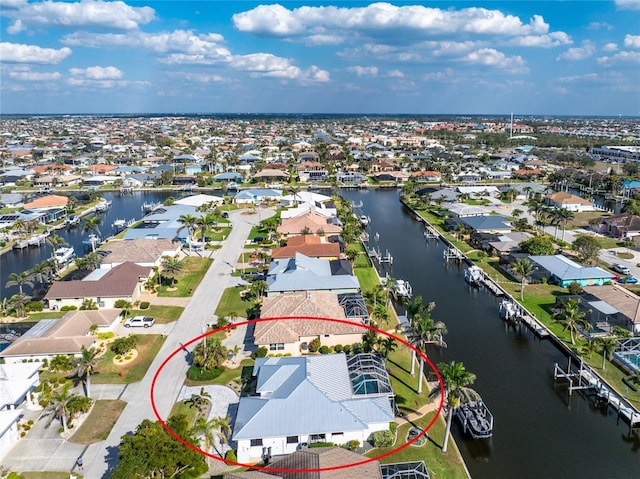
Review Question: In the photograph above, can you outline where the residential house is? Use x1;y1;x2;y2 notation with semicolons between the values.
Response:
234;189;283;205
459;215;513;234
546;192;596;212
595;213;640;241
99;238;182;269
0;193;23;208
256;291;364;355
232;354;394;463
529;255;614;287
271;235;341;260
254;169;290;183
44;262;151;309
22;194;69;210
0;310;121;364
123;203;199;240
412;171;442;183
277;212;342;238
582;284;640;335
484;231;533;256
266;253;359;296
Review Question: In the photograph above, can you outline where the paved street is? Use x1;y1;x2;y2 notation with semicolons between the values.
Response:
3;207;272;478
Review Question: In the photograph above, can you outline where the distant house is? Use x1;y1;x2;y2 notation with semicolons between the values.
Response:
0;310;121;364
529;255;614;287
546;192;595;212
0;193;23;208
123;203;199;241
595;213;640;241
253;168;290;183
234;189;283;205
22;194;69;210
232;354;394;463
44;262;151;309
256;291;364;355
267;253;360;296
336;171;367;185
412;170;442;183
460;215;512;234
214;172;244;183
445;203;491;218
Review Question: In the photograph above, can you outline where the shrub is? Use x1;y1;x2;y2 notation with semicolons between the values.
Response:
139;301;150;310
308;338;321;353
225;450;237;462
254;346;268;358
567;282;583;295
334;344;343;353
371;429;394;447
389;422;398;433
68;396;93;416
114;299;128;308
346;439;360;451
309;441;335;448
342;344;351;354
110;335;138;355
26;300;44;312
97;332;115;340
319;345;330;354
186;365;224;381
60;305;77;311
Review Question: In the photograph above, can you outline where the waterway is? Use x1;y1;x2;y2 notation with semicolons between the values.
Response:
1;190;173;300
340;188;639;479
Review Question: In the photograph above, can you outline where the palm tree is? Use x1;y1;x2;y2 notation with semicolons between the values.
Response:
512;258;534;301
580;337;599;359
378;336;397;360
71;346;100;397
46;383;74;433
193;415;231;458
8;293;30;318
597;336;618;370
432;361;479;453
30;261;53;286
197;213;216;243
178;213;199;251
193;337;227;370
552;298;591;345
373;303;390;327
406;304;447;394
161;255;183;288
6;271;34;296
186;388;211;416
82;216;102;251
46;233;68;255
405;296;427;375
557;208;575;242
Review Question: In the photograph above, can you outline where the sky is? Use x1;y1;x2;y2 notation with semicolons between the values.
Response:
0;0;639;116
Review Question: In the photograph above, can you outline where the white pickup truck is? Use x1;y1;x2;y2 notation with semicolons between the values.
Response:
124;316;155;328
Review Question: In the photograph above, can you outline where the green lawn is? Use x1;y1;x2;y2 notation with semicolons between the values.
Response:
184;358;254;387
354;267;380;295
365;411;468;479
215;286;254;319
130;305;184;323
157;257;212;297
169;399;200;427
386;345;431;415
70;399;126;444
93;334;165;384
25;311;67;321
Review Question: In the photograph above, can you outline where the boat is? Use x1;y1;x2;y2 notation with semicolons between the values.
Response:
456;399;494;439
359;215;370;226
141;201;161;213
499;299;520;322
54;246;75;264
94;199;112;212
112;218;126;229
66;215;80;227
83;234;102;250
464;265;484;285
26;233;48;247
382;276;412;298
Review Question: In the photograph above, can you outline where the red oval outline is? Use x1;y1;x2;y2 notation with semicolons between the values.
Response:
151;316;444;473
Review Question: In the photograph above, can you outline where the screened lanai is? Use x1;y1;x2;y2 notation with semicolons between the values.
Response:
380;461;430;479
347;353;393;397
338;292;370;323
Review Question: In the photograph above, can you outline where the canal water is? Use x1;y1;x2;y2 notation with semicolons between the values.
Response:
340;188;638;479
0;190;173;300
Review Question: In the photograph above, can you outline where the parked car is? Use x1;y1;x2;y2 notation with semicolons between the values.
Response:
617;276;638;284
124;316;155;328
612;264;630;275
221;211;229;218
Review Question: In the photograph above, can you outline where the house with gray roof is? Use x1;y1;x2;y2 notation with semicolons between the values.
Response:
529;255;614;287
233;354;394;463
123;203;199;241
267;253;360;296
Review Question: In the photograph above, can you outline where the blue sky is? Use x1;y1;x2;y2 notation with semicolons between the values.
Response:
1;1;639;115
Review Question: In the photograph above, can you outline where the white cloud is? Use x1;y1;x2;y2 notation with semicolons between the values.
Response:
506;32;571;47
8;69;61;81
7;19;25;34
624;34;640;48
0;42;72;64
556;42;595;61
588;22;614;30
232;3;566;45
602;43;618;52
229;53;329;82
5;0;155;31
597;51;640;66
346;66;379;77
386;70;404;78
460;48;528;73
167;72;225;83
69;66;123;80
616;0;640;10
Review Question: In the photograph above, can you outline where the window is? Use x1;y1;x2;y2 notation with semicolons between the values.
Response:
250;439;263;447
324;334;330;338
286;436;298;444
269;343;284;351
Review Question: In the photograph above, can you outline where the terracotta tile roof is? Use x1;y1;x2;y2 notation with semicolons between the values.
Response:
224;447;381;479
87;164;118;172
256;291;362;345
44;262;151;299
23;194;69;209
271;235;340;260
277;213;342;236
32;165;72;173
547;191;591;205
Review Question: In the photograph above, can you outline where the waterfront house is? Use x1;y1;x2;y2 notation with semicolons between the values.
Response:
412;170;442;183
253;168;290;183
99;238;182;269
582;284;640;335
22;194;69;210
224;447;384;479
271;235;341;260
0;310;121;365
0;363;40;461
277;211;342;238
44;262;151;309
0;193;23;208
234;189;283;205
255;291;364;355
232;354;394;463
546;191;596;212
529;255;614;287
123;203;199;241
266;253;359;296
459;215;513;234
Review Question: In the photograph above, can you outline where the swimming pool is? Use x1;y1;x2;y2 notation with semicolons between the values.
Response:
613;351;640;372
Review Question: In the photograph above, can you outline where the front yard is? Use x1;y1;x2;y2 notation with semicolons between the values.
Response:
93;334;165;384
157;257;213;297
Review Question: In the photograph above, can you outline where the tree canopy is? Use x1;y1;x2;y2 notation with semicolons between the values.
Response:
572;235;601;265
519;235;556;256
110;416;207;479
